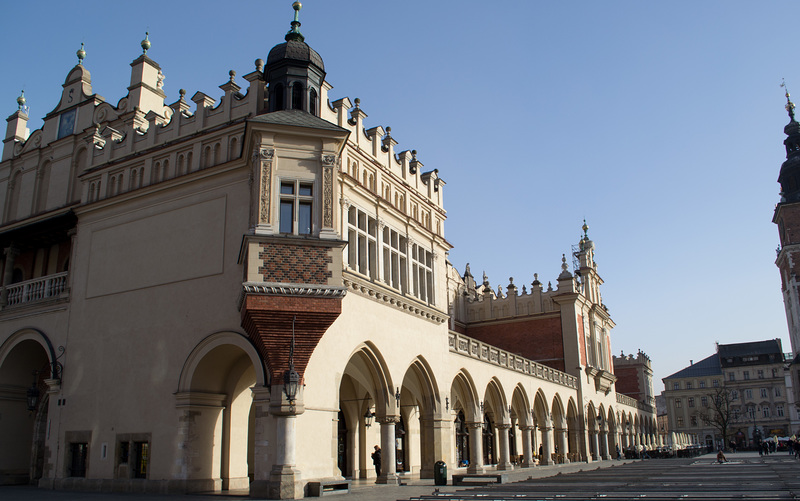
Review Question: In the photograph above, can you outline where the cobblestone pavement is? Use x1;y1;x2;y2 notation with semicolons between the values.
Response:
2;451;796;501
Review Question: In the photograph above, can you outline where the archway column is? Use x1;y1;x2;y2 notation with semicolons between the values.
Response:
263;385;305;499
556;427;569;464
377;416;399;484
466;422;484;473
248;387;272;496
496;423;513;470
600;427;610;460
591;430;600;461
421;416;450;479
539;425;553;465
174;392;226;493
520;426;534;467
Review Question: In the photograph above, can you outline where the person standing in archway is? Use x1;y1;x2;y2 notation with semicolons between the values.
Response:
371;445;382;477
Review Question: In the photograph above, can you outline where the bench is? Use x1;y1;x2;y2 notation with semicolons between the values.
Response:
307;480;351;496
452;473;508;485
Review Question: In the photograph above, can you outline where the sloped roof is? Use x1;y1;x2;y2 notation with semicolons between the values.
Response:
664;353;721;380
718;339;782;358
249;110;348;134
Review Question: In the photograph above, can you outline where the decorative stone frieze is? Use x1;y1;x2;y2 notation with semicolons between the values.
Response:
342;274;447;324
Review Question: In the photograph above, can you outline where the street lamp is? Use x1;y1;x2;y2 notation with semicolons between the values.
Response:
364;409;375;428
26;371;40;412
283;316;300;404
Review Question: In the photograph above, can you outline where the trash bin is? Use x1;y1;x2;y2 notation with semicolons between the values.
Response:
434;460;447;486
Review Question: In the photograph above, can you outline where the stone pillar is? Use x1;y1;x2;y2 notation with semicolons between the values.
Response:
1;245;19;306
249;387;272;496
539;426;553;465
262;384;304;499
591;431;600;461
496;424;512;470
466;422;484;474
600;428;610;460
520;426;534;467
420;416;451;479
377;417;399;484
557;428;569;464
174;392;227;493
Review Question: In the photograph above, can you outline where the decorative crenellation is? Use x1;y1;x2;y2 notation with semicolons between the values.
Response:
342;274;447;324
448;332;578;389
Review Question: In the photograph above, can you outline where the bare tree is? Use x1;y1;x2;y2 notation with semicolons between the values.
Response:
694;387;735;450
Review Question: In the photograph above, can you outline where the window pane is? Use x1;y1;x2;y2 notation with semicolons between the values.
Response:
299;184;313;197
280;201;294;233
281;182;295;195
298;202;312;234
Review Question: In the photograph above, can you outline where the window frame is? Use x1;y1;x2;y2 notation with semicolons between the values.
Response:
279;179;315;236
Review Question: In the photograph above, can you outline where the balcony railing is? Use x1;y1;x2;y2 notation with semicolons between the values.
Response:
2;272;69;308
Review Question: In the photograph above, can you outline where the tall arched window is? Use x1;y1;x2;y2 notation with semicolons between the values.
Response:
291;83;303;110
309;88;318;115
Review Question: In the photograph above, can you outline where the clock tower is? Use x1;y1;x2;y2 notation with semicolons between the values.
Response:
774;85;800;362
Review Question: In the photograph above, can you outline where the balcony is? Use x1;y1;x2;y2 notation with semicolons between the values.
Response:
2;272;69;309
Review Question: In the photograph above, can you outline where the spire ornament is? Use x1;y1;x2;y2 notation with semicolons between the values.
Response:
141;32;151;54
76;43;86;65
782;79;796;122
285;1;305;42
16;90;26;112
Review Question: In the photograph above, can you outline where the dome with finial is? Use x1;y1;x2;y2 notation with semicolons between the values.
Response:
779;80;800;203
16;90;26;111
266;1;324;71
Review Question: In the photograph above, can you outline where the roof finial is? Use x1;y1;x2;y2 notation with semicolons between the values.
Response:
77;43;86;65
582;218;589;239
782;79;796;122
285;2;305;42
141;32;151;55
16;90;26;112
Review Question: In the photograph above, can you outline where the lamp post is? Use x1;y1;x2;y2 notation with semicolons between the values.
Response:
283;316;300;404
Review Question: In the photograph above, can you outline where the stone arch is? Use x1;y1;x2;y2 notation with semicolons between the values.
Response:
565;397;580;462
551;394;568;463
174;331;267;493
481;378;508;466
606;406;620;458
397;356;440;477
0;328;59;485
449;369;480;472
532;389;552;465
510;385;532;466
337;342;396;481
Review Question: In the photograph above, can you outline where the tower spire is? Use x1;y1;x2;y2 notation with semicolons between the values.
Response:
285;1;305;42
782;79;796;122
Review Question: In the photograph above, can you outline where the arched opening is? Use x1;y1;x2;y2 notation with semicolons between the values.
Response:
532;391;551;465
176;333;266;493
397;357;440;478
482;413;495;466
0;331;54;485
337;344;394;481
309;88;318;116
337;410;348;476
449;370;479;472
566;399;580;462
551;396;567;463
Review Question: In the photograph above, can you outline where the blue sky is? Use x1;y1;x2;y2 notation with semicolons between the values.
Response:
1;1;793;390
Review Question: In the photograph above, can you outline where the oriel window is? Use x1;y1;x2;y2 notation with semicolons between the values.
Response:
280;181;313;235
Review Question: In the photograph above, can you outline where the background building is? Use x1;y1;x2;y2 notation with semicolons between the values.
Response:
663;340;797;451
0;4;656;498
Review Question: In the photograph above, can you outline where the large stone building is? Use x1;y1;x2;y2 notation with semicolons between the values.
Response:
663;340;798;450
0;3;656;498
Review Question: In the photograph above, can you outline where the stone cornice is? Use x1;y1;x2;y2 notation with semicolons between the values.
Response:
237;282;347;310
342;273;447;324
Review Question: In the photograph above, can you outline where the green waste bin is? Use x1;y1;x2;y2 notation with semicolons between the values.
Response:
434;460;447;486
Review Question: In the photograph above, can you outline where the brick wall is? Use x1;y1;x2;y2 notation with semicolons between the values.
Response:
465;315;565;372
257;242;332;284
613;365;641;397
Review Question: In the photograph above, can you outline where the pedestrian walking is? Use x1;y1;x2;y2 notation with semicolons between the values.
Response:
371;445;382;477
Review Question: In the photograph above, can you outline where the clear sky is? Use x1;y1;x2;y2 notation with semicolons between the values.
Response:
1;1;794;392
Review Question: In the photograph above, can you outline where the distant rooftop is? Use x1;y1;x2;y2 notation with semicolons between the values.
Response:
664;354;721;380
717;339;782;359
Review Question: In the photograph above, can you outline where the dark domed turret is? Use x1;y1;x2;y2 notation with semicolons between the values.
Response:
264;2;325;116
